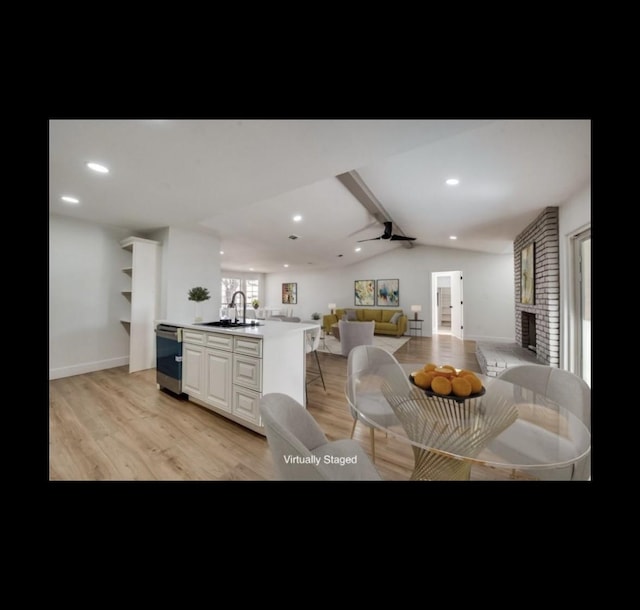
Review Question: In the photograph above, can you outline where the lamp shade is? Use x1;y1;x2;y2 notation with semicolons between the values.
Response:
328;303;336;313
411;304;422;320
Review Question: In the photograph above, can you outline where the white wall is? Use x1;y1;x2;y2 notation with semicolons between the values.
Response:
49;214;132;378
265;243;514;340
559;184;591;371
160;227;221;322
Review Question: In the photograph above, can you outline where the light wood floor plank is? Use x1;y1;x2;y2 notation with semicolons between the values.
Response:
49;335;522;481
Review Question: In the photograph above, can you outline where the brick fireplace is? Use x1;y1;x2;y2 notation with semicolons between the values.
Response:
514;207;559;367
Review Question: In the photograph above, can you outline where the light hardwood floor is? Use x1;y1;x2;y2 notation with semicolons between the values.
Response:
49;335;522;481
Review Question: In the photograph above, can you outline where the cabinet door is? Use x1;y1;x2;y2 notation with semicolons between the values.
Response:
204;349;232;412
233;354;262;392
233;386;261;425
182;344;205;399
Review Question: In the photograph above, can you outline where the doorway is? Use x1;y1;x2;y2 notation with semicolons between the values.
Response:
573;228;591;386
432;271;463;339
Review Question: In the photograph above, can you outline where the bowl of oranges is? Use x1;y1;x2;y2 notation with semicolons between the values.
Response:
409;363;485;402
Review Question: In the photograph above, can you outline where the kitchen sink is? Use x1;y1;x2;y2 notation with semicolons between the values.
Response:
196;321;261;328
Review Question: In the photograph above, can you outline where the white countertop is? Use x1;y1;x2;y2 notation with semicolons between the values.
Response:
156;319;320;338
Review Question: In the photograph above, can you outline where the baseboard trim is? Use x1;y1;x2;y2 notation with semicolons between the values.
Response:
49;356;130;380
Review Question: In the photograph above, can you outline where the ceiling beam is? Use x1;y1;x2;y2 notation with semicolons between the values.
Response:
336;170;414;248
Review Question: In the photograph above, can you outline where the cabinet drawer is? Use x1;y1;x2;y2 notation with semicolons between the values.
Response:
205;332;234;351
232;386;262;426
182;330;205;345
233;335;263;357
233;354;262;391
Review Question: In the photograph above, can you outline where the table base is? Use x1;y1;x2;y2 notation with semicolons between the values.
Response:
411;449;472;481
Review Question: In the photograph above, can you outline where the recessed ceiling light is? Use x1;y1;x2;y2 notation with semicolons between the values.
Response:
61;195;80;204
355;247;362;252
249;268;254;271
293;215;302;222
220;251;224;255
445;178;459;185
284;264;289;268
449;235;457;240
86;162;109;173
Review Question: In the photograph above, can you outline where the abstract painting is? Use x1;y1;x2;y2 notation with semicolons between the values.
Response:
354;279;375;306
282;282;297;304
376;279;399;306
521;243;535;304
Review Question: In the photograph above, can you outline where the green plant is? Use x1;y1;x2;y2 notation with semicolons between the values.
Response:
252;298;260;309
188;286;211;302
311;312;321;320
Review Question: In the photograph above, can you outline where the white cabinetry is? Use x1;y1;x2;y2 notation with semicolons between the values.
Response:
182;329;264;432
182;343;206;399
120;236;161;373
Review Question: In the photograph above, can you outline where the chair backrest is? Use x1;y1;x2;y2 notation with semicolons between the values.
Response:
497;364;590;429
346;345;412;419
496;364;591;480
339;320;375;357
260;393;329;480
245;309;256;319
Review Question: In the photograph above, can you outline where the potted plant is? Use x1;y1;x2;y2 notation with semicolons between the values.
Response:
252;298;260;309
188;286;211;322
311;312;321;320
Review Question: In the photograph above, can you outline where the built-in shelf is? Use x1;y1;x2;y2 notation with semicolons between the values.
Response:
120;236;161;373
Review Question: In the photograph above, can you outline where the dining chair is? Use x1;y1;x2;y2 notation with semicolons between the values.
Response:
260;393;382;480
338;320;375;357
496;364;591;480
345;345;410;462
305;326;325;403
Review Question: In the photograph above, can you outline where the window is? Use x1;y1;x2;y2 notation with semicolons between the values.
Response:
221;277;260;306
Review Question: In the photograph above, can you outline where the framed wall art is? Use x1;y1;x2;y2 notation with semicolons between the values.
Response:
521;243;535;304
282;282;297;304
354;279;375;306
376;279;399;307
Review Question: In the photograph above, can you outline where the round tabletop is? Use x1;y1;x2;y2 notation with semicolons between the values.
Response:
345;363;591;476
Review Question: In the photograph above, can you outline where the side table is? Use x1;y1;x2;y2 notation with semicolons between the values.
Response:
408;319;423;337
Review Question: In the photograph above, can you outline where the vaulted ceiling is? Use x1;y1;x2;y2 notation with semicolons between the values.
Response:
49;118;590;272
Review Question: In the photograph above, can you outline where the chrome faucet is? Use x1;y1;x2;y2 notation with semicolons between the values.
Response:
229;290;246;324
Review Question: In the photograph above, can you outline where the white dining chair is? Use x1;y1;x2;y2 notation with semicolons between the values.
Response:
345;345;409;462
260;393;382;480
496;364;591;480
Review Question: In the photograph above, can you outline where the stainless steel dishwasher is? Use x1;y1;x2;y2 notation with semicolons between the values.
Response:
155;324;184;395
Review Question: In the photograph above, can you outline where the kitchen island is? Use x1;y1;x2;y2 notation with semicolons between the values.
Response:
156;319;319;435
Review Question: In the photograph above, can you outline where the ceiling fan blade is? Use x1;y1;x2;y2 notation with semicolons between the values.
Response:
357;236;382;242
347;219;381;238
390;235;417;241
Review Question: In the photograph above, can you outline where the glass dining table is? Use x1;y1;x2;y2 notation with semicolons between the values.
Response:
345;363;591;481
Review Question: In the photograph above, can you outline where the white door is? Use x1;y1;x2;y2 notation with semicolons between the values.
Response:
451;272;464;340
182;344;205;398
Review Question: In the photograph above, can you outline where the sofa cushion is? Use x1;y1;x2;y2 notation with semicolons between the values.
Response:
344;309;358;321
376;322;399;333
381;309;402;322
389;311;402;324
362;309;382;322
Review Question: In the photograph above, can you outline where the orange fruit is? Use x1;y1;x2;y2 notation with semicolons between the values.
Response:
461;373;483;393
431;376;452;395
433;366;454;378
413;371;432;389
423;363;437;372
451;377;472;397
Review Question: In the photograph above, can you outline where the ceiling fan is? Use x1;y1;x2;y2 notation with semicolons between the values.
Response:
357;221;416;242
